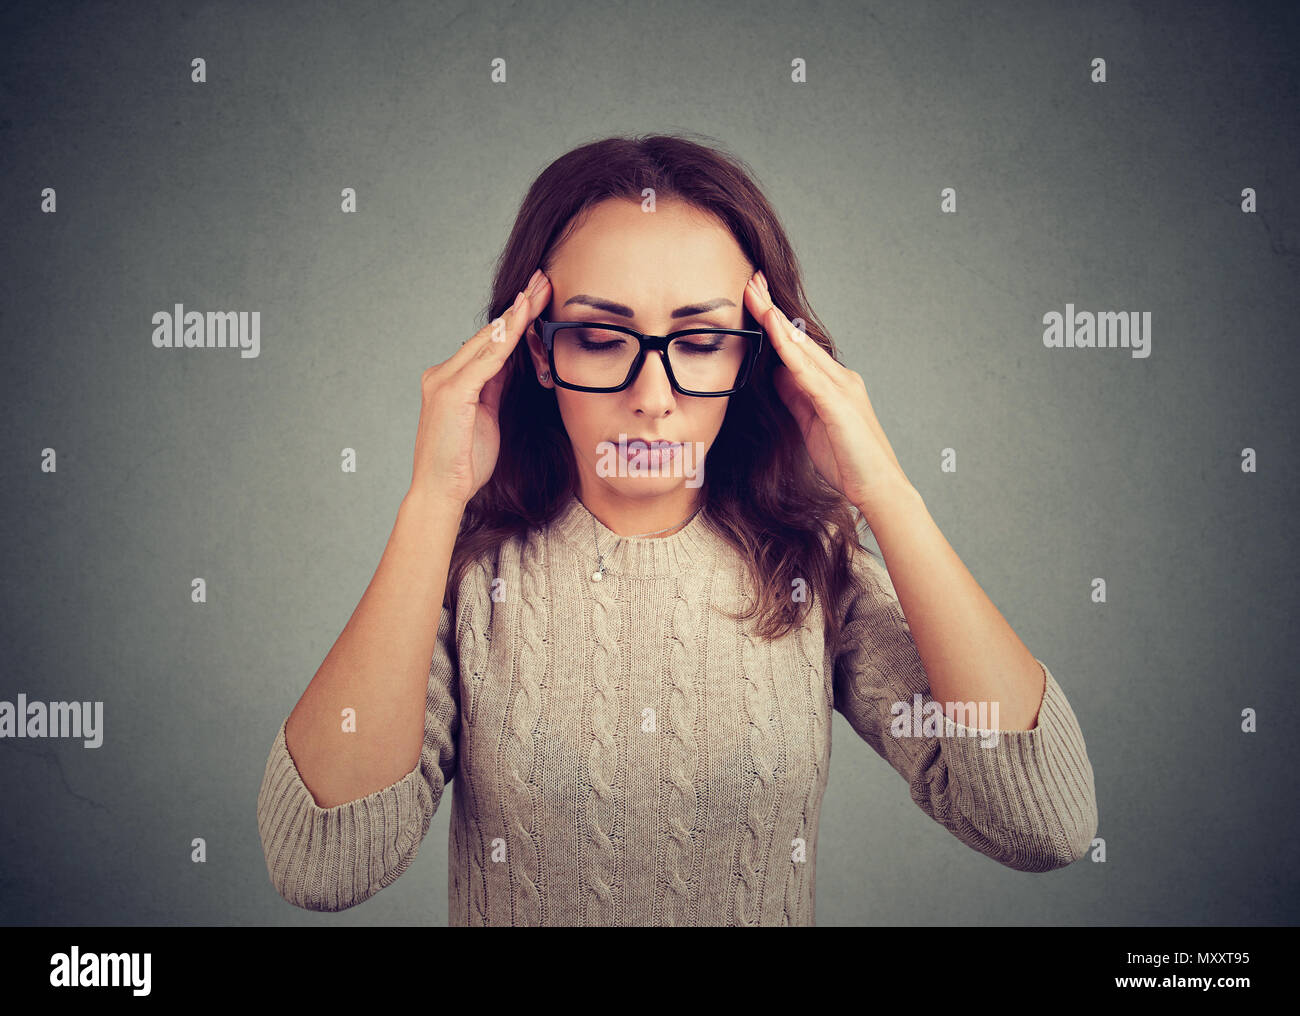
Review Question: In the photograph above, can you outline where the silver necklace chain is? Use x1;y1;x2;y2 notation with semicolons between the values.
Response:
590;504;703;582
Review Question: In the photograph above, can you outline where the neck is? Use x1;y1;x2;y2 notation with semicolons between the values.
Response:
576;479;704;538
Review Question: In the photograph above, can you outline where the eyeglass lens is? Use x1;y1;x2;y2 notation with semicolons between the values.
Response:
552;326;751;393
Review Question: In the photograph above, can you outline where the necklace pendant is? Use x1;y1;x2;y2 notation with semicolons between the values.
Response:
591;569;603;582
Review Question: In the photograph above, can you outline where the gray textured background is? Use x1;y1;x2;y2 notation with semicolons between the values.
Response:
2;0;1297;926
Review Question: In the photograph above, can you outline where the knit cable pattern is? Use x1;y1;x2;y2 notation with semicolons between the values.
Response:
502;534;547;923
780;613;828;926
660;578;701;925
461;558;493;925
585;566;622;924
730;581;783;926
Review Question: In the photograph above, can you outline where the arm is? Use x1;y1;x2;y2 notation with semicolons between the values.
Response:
741;269;1096;870
285;491;464;805
257;603;461;911
864;482;1048;732
256;491;465;911
833;490;1099;871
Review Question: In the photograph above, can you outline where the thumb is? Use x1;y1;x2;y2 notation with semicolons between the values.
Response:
773;365;813;426
479;360;508;417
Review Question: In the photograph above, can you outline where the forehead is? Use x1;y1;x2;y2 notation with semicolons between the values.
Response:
548;198;752;290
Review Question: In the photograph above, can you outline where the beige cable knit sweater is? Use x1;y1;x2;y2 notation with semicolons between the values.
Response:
257;491;1098;925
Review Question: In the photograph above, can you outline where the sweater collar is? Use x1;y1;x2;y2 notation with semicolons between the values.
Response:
547;490;728;578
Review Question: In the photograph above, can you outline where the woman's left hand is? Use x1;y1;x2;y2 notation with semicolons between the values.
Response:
744;269;915;520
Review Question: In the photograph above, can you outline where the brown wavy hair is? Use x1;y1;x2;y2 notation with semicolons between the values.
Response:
444;131;877;652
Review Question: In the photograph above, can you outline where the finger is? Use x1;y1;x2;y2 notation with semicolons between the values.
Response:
479;357;508;417
446;269;548;364
773;363;817;435
455;271;551;388
749;272;842;379
477;282;543;415
744;278;838;408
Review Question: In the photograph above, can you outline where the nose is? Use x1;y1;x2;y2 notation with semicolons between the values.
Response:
628;348;676;415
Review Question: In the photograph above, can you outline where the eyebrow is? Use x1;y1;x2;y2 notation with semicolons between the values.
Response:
561;295;736;319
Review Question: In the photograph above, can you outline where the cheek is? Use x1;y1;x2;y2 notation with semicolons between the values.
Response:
700;396;730;435
672;399;729;455
554;393;607;451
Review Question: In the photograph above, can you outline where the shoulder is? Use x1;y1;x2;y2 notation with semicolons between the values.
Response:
833;539;897;625
445;540;499;622
449;522;549;611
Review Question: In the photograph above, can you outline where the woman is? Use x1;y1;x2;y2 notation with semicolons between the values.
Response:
257;133;1098;926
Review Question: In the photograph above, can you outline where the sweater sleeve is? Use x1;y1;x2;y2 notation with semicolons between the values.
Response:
256;604;461;911
831;545;1099;873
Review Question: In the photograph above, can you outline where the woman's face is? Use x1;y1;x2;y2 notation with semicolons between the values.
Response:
525;196;756;507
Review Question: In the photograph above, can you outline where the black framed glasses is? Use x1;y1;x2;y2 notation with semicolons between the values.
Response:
536;317;764;396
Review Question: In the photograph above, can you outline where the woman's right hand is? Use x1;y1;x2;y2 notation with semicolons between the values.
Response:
409;268;551;509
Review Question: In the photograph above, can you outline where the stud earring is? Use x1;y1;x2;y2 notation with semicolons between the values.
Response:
538;370;550;383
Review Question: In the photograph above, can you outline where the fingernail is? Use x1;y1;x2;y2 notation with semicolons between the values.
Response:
527;268;542;289
513;290;526;311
